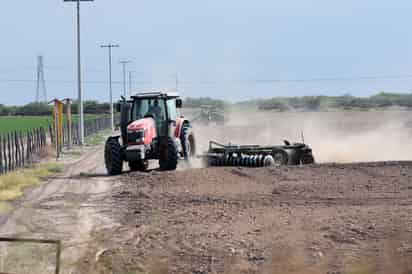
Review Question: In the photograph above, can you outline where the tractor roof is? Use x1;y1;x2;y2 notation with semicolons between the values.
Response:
131;91;179;99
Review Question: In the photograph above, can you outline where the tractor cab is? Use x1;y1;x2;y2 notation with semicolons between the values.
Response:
117;92;182;143
129;93;182;137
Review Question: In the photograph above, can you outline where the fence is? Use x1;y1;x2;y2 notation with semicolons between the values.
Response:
0;117;111;175
50;116;112;147
0;128;47;175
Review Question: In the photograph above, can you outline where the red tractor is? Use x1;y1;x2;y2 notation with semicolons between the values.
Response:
104;92;196;175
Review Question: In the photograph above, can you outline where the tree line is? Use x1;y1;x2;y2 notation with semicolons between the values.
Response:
0;101;111;116
3;93;412;116
182;93;412;111
238;93;412;111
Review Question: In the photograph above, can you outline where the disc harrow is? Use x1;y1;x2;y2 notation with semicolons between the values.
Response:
206;140;315;168
208;154;275;167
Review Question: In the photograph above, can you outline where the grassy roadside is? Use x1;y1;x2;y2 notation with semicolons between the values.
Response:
0;163;63;213
85;129;112;146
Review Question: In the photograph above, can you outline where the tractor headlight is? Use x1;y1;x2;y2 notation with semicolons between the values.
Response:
127;129;145;144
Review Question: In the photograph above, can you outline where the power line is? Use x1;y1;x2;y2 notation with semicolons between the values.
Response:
0;79;149;84
3;73;412;86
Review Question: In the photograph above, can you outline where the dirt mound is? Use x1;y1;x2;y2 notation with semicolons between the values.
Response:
109;162;412;274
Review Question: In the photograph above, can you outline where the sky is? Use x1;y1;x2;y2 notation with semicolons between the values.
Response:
1;0;412;105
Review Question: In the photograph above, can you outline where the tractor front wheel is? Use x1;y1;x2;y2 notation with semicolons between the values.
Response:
159;137;178;171
105;137;123;175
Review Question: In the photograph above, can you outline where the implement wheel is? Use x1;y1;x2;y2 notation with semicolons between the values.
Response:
181;123;196;159
105;137;123;175
272;150;288;166
300;153;315;165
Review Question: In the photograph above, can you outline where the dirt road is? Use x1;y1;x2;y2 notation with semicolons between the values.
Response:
0;145;121;274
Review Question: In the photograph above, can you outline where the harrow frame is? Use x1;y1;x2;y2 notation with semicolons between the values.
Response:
206;140;314;167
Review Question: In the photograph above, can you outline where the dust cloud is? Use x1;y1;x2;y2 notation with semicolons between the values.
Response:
189;109;412;163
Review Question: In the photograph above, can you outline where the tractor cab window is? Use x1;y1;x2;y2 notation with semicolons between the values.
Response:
167;99;178;121
132;99;150;120
147;99;166;121
132;98;166;122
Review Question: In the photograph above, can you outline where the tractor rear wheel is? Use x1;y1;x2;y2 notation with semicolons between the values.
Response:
181;124;196;159
105;138;123;175
129;160;148;172
159;137;178;171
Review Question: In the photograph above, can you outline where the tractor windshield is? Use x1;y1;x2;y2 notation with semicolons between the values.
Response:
132;98;166;122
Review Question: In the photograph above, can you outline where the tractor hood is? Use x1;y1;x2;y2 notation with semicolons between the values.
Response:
127;117;155;131
126;117;157;145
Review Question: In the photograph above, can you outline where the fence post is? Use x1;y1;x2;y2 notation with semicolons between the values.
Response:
62;125;66;147
13;131;17;169
30;130;34;161
7;133;12;172
20;131;25;168
0;135;3;174
14;131;19;168
33;129;36;154
3;135;7;173
15;131;19;168
33;129;37;153
41;128;45;149
49;124;54;145
10;132;14;171
14;131;18;169
26;131;31;164
32;129;36;153
37;128;40;152
36;128;39;153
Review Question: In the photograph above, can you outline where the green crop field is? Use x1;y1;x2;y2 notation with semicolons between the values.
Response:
0;115;105;135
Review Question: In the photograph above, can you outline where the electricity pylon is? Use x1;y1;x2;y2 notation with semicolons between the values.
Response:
35;55;47;103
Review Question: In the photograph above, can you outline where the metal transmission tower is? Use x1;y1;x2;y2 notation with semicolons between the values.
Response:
101;44;119;131
119;60;132;97
64;0;94;145
35;55;47;103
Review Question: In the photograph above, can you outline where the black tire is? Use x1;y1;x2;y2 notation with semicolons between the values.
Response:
159;137;178;171
128;160;148;172
263;155;275;167
272;149;289;166
181;123;196;159
105;138;123;175
300;153;315;165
